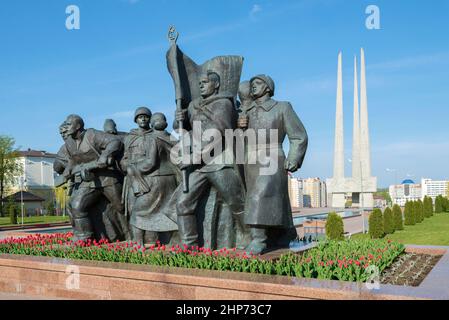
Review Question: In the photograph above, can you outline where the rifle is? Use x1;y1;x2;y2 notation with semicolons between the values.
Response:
63;160;101;184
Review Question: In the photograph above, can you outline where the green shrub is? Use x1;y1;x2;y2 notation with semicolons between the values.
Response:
423;196;433;218
404;201;415;225
392;204;403;230
9;204;17;225
383;207;394;234
435;196;443;213
369;208;384;239
46;201;55;216
442;197;449;212
415;200;424;223
325;212;344;240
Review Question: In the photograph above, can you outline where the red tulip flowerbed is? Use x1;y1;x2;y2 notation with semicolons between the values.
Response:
0;233;405;282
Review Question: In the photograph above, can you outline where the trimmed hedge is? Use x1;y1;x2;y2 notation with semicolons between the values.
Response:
325;212;344;241
414;200;423;223
404;201;415;225
392;204;403;230
435;195;443;213
369;208;384;239
383;207;395;234
423;196;433;218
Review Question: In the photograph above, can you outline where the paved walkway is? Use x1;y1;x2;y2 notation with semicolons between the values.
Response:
296;215;367;238
0;292;67;300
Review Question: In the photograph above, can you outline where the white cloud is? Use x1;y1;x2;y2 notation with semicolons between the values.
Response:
367;51;449;71
249;4;262;20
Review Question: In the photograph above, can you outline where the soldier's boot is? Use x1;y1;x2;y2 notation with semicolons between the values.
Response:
177;215;199;247
118;213;132;241
234;211;251;249
72;217;94;243
132;226;144;246
276;226;298;248
245;226;268;255
144;231;158;245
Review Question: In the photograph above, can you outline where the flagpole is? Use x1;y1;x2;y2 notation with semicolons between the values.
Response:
167;25;189;193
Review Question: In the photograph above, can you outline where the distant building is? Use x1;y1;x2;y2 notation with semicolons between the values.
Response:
288;175;304;209
2;191;45;216
373;195;387;208
421;178;449;201
10;149;57;203
389;179;422;207
288;176;327;209
302;177;327;208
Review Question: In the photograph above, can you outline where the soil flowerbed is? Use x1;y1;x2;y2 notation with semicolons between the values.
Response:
380;253;442;286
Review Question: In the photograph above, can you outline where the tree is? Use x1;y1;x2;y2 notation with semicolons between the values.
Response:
5;197;18;225
374;189;392;206
392;204;403;230
54;186;68;216
442;197;449;212
46;201;55;216
383;207;394;234
423;196;433;218
369;208;384;239
0;136;22;217
416;200;424;223
325;212;344;240
404;201;415;225
435;195;443;213
9;203;17;225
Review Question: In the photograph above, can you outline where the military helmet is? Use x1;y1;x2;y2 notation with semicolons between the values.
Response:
250;74;275;97
134;107;152;122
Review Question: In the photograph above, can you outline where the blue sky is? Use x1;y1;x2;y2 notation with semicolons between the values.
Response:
0;0;448;188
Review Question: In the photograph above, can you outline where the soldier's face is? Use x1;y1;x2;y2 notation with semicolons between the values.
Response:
250;79;268;99
136;114;150;129
60;127;69;140
65;119;80;137
199;76;216;98
104;124;117;134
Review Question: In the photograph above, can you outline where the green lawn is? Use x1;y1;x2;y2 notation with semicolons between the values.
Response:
353;212;449;246
0;215;70;227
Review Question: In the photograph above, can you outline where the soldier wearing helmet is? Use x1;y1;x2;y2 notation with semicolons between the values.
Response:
121;107;179;245
238;74;309;254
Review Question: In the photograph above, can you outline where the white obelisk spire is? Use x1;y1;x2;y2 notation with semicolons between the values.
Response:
360;48;371;178
352;55;361;180
333;51;345;180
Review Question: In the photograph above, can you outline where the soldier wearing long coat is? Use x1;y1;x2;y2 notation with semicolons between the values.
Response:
121;108;178;245
239;74;308;254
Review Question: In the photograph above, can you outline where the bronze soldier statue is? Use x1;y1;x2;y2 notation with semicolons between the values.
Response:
104;119;128;142
238;74;308;254
54;122;70;176
54;121;73;225
173;71;246;247
60;114;126;242
102;119;131;240
121;108;178;245
104;119;118;135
